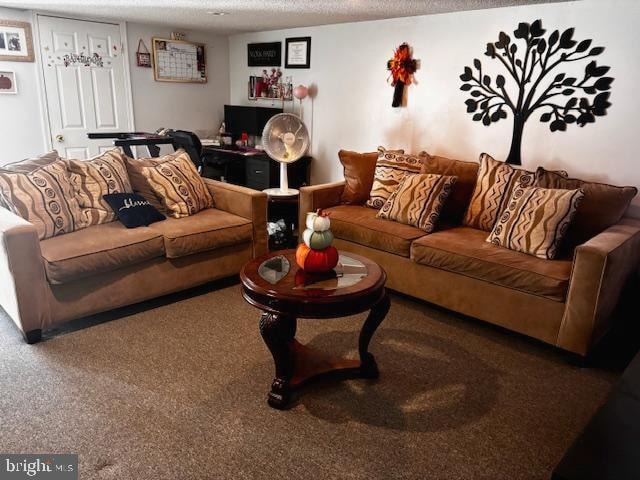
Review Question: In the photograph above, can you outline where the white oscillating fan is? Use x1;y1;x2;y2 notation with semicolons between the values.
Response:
261;113;309;196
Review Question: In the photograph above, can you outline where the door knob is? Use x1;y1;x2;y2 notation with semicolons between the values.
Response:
55;134;64;142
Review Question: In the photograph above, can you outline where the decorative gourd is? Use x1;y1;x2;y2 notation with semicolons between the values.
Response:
302;228;334;250
295;244;339;273
305;209;331;232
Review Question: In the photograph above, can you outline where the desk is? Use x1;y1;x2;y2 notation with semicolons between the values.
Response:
202;147;311;191
87;132;173;157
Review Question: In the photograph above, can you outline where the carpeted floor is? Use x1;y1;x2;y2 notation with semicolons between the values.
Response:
0;281;620;480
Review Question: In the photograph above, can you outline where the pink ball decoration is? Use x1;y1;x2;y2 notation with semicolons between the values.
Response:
293;85;308;100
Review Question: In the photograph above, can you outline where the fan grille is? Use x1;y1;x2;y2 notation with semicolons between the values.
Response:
262;113;309;163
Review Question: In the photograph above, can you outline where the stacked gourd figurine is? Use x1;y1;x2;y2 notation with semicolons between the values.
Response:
296;209;339;273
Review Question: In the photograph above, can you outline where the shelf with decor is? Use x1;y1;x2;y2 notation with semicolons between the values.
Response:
247;69;293;102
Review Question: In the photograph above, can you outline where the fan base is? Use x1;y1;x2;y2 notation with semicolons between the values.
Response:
263;187;299;197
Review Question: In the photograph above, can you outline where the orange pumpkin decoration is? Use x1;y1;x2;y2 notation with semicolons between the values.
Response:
295;243;339;273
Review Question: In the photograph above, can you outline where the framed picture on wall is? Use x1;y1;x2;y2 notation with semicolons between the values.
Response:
0;20;34;62
152;37;207;83
285;37;311;69
0;70;17;94
247;42;281;67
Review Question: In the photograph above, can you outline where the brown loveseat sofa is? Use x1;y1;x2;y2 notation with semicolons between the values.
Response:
0;179;267;343
299;180;640;357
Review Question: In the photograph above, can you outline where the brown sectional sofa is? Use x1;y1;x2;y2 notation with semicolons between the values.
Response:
300;181;640;356
0;179;267;343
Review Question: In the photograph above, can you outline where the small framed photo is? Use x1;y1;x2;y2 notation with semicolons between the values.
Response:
285;37;311;69
0;70;17;94
0;20;34;62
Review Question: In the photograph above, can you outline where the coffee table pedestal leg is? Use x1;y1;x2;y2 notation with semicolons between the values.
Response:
259;313;296;409
359;291;390;378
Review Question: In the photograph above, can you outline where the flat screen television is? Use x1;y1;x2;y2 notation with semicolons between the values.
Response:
224;105;283;136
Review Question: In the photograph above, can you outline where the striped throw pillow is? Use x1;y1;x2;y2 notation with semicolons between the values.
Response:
138;150;213;218
463;153;535;231
67;149;133;226
0;160;86;239
366;149;423;209
376;173;457;233
487;185;584;259
2;151;61;173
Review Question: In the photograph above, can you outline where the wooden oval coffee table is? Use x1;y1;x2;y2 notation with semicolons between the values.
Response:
240;250;390;409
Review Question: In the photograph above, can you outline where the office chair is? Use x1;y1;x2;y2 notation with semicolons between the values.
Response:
168;130;229;180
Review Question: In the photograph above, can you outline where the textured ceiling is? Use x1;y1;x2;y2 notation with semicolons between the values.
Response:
1;0;572;34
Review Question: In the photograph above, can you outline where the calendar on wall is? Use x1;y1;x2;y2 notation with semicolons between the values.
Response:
152;37;207;83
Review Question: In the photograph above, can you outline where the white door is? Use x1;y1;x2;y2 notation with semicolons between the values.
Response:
37;15;132;159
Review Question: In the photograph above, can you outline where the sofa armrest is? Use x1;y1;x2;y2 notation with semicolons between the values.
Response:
203;179;268;258
558;218;640;355
0;208;49;339
298;181;346;235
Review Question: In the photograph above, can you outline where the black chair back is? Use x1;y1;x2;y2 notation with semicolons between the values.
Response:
168;130;203;170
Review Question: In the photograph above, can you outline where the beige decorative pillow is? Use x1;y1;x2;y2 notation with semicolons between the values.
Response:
136;150;213;218
377;173;457;233
0;160;85;239
66;149;132;226
487;185;584;259
463;153;536;231
366;149;423;209
339;147;404;205
1;151;61;173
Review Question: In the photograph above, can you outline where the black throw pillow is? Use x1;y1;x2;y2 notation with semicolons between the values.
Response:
103;193;165;228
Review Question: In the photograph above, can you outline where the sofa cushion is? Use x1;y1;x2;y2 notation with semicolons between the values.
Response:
339;148;403;205
535;167;638;249
147;208;252;258
488;185;584;260
325;205;427;257
1;150;61;173
40;222;165;284
127;150;213;219
420;152;479;224
410;226;572;301
376;173;457;233
0;160;86;240
366;150;423;209
66;149;133;226
463;153;536;232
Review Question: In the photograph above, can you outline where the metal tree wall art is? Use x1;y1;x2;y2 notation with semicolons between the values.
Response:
460;19;613;165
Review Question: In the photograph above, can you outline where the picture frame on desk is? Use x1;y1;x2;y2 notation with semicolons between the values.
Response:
285;37;311;69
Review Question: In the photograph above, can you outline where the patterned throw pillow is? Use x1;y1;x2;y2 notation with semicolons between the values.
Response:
487;185;584;259
2;151;61;173
66;149;133;226
463;153;536;231
136;150;213;218
535;167;637;248
339;147;404;205
0;160;85;239
366;149;423;209
376;173;457;233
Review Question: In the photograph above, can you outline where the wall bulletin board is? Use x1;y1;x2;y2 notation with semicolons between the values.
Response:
152;37;206;83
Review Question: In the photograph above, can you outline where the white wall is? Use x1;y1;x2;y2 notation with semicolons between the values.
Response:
229;0;640;217
0;9;229;163
0;7;47;161
126;23;229;139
